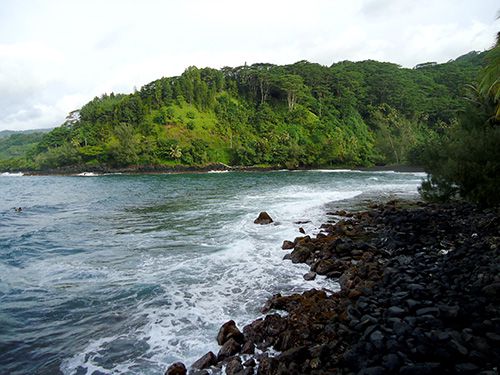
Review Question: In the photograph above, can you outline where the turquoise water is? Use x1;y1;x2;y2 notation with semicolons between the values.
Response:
0;170;423;374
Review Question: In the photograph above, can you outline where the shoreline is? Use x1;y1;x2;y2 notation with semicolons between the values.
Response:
168;199;499;375
8;164;425;177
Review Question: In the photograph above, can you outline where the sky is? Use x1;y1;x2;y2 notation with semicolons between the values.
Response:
0;0;498;131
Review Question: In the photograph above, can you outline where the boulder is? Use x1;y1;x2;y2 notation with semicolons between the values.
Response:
165;362;186;375
241;340;256;354
313;259;348;275
281;240;295;250
217;320;244;345
303;271;317;281
225;357;244;375
217;338;241;361
191;351;217;370
289;245;312;263
254;212;273;224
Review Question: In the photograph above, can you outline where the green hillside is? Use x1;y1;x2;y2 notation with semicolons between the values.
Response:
0;131;50;160
0;51;487;171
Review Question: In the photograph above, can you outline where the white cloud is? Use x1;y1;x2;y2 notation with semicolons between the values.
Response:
0;0;498;131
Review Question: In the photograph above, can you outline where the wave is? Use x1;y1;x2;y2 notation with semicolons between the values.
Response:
308;169;362;173
1;172;24;176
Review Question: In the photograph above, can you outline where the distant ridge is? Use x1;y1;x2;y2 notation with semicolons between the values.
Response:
0;128;53;139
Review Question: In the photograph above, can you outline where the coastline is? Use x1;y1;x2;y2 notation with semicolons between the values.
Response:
168;199;499;375
14;163;425;176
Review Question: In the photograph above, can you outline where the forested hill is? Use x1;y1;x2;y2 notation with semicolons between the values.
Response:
1;51;487;171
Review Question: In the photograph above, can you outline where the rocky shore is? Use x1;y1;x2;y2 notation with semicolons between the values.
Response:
167;201;499;375
19;163;423;176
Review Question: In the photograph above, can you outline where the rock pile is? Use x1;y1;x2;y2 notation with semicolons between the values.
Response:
168;201;499;374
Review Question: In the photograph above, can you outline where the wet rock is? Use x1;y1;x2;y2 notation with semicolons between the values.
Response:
241;340;255;354
303;271;317;281
289;245;312;263
281;240;295;250
313;259;348;275
189;370;209;375
217;338;241;361
217;320;244;345
243;358;256;367
165;362;187;375
254;212;273;225
191;351;217;370
294;220;311;224
299;227;305;234
257;357;278;375
225;357;243;375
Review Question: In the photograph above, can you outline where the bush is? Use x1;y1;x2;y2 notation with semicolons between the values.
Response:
420;103;500;206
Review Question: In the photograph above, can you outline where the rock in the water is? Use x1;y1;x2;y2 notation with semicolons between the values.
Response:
217;320;244;345
191;351;217;370
304;271;317;281
217;338;241;361
254;212;273;225
281;240;295;250
165;362;186;375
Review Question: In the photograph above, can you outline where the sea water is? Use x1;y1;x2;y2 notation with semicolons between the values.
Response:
0;170;424;374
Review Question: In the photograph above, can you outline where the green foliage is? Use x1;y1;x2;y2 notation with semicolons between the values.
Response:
0;132;45;159
420;84;500;206
1;50;489;172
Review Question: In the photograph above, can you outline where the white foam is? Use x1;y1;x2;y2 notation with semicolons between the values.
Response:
308;169;360;173
76;172;98;176
1;172;24;176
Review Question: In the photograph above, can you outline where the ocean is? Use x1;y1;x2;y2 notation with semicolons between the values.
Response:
0;170;424;374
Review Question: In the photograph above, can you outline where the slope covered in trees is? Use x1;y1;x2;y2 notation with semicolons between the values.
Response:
0;51;487;171
420;35;500;206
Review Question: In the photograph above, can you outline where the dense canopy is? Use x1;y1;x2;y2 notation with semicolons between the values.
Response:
0;51;487;171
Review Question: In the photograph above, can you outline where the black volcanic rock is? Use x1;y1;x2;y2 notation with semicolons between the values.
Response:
189;201;500;374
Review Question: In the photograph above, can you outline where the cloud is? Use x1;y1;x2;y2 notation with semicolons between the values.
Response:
0;0;498;131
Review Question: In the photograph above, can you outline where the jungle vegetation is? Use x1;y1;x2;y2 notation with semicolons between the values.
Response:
0;50;488;172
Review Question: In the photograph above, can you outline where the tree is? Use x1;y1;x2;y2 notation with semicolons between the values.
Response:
478;32;500;121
